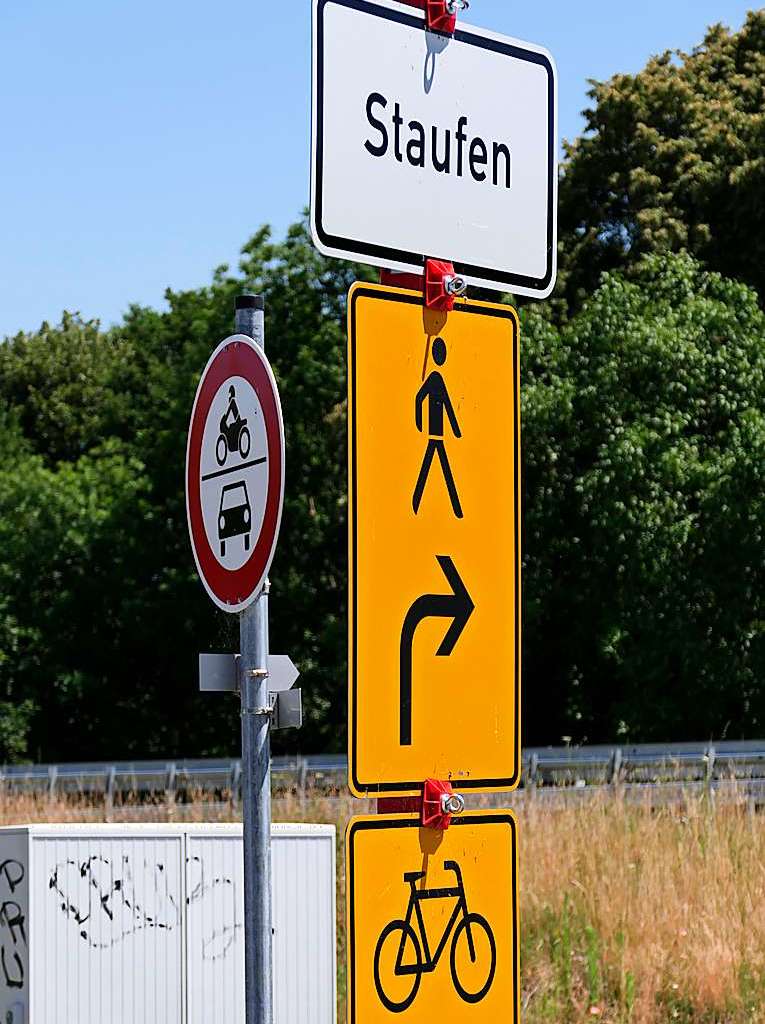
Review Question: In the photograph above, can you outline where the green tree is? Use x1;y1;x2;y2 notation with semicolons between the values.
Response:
558;11;765;314
0;436;155;760
0;412;37;760
0;221;373;761
522;251;765;743
4;224;765;759
0;312;142;463
117;222;375;754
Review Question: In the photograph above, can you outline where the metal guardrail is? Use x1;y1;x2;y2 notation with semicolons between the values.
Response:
3;742;765;803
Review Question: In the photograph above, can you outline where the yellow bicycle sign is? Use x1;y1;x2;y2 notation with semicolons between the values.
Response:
346;811;518;1023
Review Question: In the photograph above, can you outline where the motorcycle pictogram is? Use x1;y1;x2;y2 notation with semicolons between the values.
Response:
216;385;252;466
373;860;496;1013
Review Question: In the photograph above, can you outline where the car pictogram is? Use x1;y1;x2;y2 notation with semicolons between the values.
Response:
218;481;251;557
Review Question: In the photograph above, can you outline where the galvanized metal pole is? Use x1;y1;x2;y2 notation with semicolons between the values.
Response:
236;293;273;1024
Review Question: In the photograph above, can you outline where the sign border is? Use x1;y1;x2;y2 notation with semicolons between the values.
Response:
311;0;558;297
186;334;285;614
346;811;520;1024
348;284;521;796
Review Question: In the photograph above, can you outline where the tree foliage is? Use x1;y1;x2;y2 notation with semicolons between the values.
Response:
523;252;765;743
2;236;764;759
558;11;765;313
0;224;373;761
2;10;765;759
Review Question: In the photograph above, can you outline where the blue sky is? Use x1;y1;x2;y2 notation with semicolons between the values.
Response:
0;1;754;337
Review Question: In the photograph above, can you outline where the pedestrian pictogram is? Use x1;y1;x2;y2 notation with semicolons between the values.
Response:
348;284;520;797
412;338;462;519
186;334;284;613
346;811;519;1024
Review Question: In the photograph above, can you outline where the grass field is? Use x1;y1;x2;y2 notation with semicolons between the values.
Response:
3;787;764;1023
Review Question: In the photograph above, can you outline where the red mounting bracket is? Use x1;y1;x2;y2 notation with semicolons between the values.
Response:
377;779;464;830
426;1;457;34
422;778;465;830
380;259;467;312
398;0;468;35
425;258;466;312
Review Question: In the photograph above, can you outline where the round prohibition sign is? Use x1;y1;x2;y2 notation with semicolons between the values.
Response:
186;334;284;613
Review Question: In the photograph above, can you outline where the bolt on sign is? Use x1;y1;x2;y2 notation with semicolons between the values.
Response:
311;0;558;298
348;284;520;797
346;811;519;1024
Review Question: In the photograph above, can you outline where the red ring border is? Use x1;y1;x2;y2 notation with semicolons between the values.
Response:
186;337;284;611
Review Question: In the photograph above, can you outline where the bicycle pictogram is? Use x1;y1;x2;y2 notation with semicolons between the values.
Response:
373;860;496;1013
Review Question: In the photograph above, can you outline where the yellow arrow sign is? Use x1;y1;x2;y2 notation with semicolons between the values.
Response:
346;811;519;1024
348;284;521;796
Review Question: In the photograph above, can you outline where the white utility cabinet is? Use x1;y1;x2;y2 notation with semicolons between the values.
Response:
0;822;336;1024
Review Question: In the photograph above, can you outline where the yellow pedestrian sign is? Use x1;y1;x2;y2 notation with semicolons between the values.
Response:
348;284;520;796
346;811;519;1024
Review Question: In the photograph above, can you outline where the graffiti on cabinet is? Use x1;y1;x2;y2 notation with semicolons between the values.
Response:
49;853;242;960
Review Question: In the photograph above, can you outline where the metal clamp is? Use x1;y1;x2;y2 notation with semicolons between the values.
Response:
446;0;469;11
443;274;467;297
440;792;465;815
245;668;269;679
242;704;275;718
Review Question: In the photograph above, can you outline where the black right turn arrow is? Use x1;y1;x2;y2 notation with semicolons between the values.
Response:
399;555;475;746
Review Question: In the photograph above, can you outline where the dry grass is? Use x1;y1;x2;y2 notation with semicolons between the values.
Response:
521;791;765;1024
2;787;765;1022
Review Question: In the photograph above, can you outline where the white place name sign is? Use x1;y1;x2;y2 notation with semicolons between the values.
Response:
311;0;558;297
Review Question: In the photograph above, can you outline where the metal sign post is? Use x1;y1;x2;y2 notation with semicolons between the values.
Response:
235;294;273;1024
188;293;298;1021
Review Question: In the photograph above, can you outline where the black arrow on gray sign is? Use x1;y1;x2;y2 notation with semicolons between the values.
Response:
399;555;475;746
